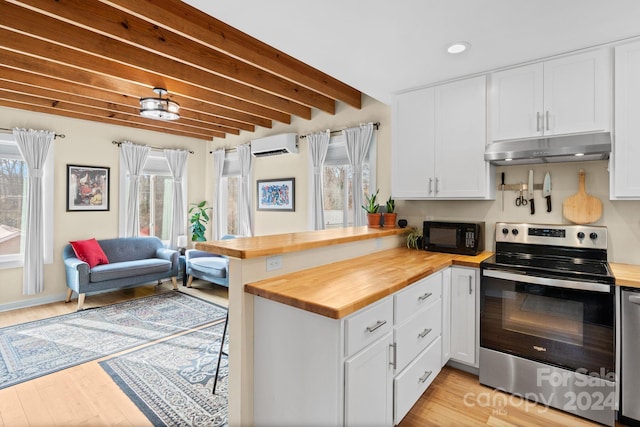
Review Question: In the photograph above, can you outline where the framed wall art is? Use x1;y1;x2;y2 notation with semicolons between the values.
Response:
66;164;110;211
257;178;295;212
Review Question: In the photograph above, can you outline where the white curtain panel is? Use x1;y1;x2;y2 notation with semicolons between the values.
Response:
212;149;225;240
120;142;150;237
344;123;374;227
237;143;253;237
308;130;330;230
13;128;54;295
164;149;188;249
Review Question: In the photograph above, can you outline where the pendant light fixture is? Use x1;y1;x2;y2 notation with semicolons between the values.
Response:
139;87;180;120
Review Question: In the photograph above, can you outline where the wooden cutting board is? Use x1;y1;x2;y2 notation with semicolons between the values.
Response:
563;169;602;224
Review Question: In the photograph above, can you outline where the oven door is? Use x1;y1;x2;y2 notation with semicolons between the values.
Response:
480;269;615;377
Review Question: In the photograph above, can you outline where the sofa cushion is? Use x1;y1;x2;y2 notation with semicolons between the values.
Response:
90;259;171;283
190;257;227;279
70;238;110;268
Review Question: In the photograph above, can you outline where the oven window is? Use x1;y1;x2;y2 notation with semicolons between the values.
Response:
430;228;457;248
481;274;614;376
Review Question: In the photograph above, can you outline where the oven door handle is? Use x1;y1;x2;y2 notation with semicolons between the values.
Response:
482;269;612;293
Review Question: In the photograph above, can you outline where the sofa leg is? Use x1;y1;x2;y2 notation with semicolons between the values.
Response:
186;275;194;288
65;288;73;303
171;276;178;290
77;293;86;311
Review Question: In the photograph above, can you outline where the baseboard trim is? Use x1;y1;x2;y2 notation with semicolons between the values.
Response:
0;292;69;313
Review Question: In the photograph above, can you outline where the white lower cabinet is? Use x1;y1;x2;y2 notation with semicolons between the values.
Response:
253;272;445;427
449;266;479;366
345;332;394;426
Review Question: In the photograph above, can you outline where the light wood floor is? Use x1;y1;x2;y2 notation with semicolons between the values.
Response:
0;283;623;426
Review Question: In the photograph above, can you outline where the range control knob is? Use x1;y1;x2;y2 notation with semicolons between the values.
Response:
590;232;598;240
512;229;519;236
577;232;585;239
502;228;509;235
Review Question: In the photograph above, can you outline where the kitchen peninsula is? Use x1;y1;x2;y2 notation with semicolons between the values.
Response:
196;226;491;425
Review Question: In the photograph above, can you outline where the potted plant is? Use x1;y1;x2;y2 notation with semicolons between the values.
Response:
383;196;397;227
362;189;381;227
406;226;423;250
189;200;212;242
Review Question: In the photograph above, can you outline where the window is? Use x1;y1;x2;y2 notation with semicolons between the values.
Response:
322;133;376;228
220;152;240;236
0;133;54;268
119;150;187;241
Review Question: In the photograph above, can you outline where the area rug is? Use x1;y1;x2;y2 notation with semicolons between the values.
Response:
100;321;228;427
0;291;227;389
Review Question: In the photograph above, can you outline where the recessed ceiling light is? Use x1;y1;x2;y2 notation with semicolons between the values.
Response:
447;42;470;54
574;153;585;157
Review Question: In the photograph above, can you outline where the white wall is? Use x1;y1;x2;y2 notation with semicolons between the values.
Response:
0;106;209;310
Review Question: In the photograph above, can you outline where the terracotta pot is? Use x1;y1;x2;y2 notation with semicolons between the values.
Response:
366;213;382;227
383;213;397;227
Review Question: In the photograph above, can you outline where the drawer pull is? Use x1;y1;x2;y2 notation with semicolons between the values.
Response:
419;370;433;384
366;320;387;333
418;292;433;302
389;343;397;369
418;328;432;339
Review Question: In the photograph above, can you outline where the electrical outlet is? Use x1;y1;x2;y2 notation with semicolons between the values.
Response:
266;255;283;272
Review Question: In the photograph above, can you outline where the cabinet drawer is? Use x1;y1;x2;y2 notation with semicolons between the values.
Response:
393;336;442;425
395;272;442;324
345;297;393;357
395;300;441;370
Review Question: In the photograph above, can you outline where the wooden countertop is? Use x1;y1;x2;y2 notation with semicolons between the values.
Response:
195;226;406;259
245;247;493;319
611;263;640;289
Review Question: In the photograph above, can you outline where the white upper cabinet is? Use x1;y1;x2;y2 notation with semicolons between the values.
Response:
392;76;494;200
490;49;611;141
611;40;640;199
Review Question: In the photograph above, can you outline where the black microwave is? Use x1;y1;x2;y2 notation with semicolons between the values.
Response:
423;221;484;255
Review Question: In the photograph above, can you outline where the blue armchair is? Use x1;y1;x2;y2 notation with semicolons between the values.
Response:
185;235;235;288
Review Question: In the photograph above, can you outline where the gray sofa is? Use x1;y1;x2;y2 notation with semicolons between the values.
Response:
63;236;179;310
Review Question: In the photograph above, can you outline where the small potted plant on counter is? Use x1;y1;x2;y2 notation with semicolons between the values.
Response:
362;189;381;227
383;196;397;227
406;226;423;250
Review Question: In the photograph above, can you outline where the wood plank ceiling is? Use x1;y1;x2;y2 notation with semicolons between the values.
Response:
0;0;362;141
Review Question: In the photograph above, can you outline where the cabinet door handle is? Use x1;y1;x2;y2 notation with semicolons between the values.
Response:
468;275;473;295
366;320;387;333
418;328;432;339
629;295;640;305
536;112;541;132
389;343;397;369
429;177;433;195
419;370;433;383
435;177;439;194
418;292;433;301
545;110;550;131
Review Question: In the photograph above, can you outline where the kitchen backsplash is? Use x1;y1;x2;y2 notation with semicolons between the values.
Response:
398;160;640;265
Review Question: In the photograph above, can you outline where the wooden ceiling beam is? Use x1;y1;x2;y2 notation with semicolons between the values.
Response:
0;88;227;139
0;45;273;129
10;0;336;114
0;1;303;121
0;67;243;134
102;0;362;109
0;99;217;140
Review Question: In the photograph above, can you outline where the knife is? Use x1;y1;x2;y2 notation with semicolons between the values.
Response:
543;172;552;212
501;172;505;211
528;169;534;215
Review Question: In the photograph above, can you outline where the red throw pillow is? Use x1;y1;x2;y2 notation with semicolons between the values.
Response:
69;238;110;268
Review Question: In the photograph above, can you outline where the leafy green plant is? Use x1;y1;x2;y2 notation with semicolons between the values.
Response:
386;196;395;213
362;189;380;214
189;200;212;242
406;226;423;250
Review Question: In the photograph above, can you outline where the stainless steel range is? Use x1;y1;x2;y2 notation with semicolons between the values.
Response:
480;222;616;426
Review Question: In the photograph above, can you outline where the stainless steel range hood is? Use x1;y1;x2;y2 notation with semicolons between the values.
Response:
484;132;612;166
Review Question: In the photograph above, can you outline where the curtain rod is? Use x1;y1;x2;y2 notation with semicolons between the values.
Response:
112;140;194;154
299;121;380;139
1;127;66;138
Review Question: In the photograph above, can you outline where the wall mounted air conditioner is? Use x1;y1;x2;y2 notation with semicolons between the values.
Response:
250;133;298;157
